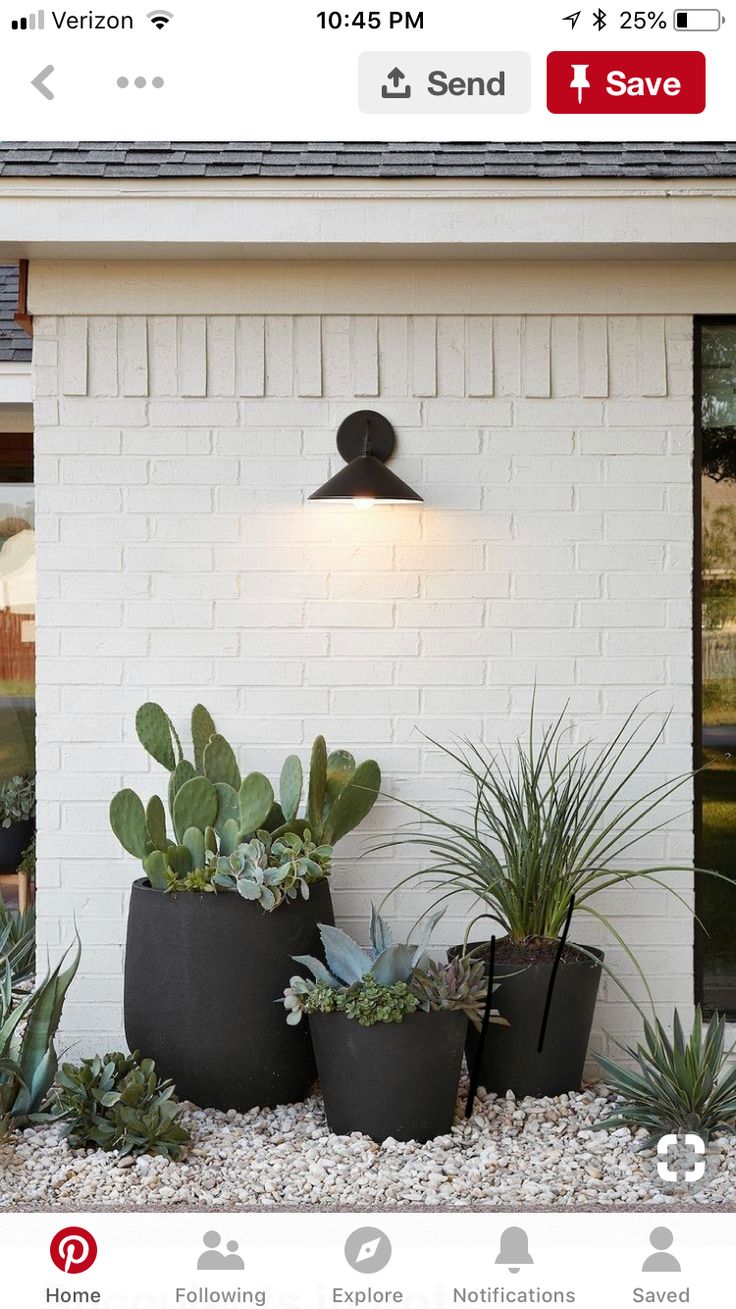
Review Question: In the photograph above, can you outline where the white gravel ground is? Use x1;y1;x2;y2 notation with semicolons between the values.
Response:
1;1081;733;1209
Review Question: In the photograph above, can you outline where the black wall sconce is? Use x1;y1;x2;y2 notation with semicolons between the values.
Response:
309;410;423;507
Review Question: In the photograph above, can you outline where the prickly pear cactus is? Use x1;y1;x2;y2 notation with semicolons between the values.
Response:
110;790;149;860
135;702;181;772
191;703;217;774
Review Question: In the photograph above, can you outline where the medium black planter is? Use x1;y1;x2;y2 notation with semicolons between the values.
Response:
309;1009;468;1143
124;877;334;1112
0;818;33;872
452;941;603;1099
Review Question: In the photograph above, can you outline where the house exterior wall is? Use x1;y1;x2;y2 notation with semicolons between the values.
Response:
31;271;695;1063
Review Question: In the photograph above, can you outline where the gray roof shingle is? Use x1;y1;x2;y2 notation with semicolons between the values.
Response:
1;141;736;178
0;266;30;364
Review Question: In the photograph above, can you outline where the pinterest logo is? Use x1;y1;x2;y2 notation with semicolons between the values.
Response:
50;1227;98;1275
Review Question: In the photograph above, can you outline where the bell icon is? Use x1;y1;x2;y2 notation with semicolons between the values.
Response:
495;1227;534;1274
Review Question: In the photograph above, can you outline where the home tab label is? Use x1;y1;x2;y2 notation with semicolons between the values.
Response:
547;51;706;113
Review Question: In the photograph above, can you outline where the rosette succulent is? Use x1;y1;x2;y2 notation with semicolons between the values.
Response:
282;906;506;1029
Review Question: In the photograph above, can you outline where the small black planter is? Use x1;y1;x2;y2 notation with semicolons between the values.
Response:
0;818;33;872
309;1009;468;1143
124;877;334;1112
452;941;603;1099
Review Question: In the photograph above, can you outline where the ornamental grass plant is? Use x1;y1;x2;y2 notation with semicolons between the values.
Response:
381;700;707;994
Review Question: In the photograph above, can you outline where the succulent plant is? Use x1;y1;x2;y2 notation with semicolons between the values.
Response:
0;893;35;992
0;936;80;1139
283;905;508;1030
109;703;379;902
288;974;421;1027
0;774;35;828
411;954;505;1031
49;1050;189;1160
210;831;332;911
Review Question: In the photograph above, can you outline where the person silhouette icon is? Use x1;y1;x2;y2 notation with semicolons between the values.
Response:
642;1228;681;1274
223;1241;245;1271
197;1231;244;1271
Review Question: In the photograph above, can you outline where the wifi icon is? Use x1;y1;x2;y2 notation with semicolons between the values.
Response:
147;8;172;28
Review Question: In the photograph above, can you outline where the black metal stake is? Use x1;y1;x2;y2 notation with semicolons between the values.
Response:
536;894;576;1055
465;934;496;1119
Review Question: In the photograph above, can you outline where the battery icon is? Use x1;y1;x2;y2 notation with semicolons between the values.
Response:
674;8;724;27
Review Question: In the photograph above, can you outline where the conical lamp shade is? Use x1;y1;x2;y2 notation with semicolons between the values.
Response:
309;453;423;503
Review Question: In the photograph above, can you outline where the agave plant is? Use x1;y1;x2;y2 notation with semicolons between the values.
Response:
282;906;505;1029
379;699;710;994
595;1008;736;1148
0;937;80;1140
0;893;35;991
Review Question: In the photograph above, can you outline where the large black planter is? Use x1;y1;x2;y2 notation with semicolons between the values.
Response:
453;941;603;1099
309;1009;467;1143
124;877;334;1112
0;818;33;872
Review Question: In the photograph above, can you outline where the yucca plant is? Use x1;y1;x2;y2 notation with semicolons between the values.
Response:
595;1008;736;1147
381;700;706;986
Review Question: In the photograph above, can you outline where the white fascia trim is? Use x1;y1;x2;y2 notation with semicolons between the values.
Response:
1;174;736;260
0;363;33;404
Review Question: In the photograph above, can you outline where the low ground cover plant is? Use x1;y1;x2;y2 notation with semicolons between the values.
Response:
49;1050;190;1160
109;703;380;909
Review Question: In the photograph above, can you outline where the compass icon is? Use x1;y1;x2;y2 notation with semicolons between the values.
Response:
344;1228;392;1274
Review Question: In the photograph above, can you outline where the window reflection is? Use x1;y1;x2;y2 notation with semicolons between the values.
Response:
698;323;736;1013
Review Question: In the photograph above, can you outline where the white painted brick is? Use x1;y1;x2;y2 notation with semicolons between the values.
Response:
36;307;697;1059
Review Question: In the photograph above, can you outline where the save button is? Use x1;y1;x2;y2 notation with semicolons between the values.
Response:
547;50;706;113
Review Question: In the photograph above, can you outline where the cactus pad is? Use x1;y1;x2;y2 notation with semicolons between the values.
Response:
110;789;149;860
204;734;241;791
135;702;179;772
239;772;274;835
145;795;168;852
191;703;217;773
322;760;381;846
172;776;219;843
307;736;328;840
279;754;303;824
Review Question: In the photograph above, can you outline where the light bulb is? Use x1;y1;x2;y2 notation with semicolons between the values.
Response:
353;497;376;510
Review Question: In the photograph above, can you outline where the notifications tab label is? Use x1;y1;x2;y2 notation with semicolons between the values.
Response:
547;51;706;114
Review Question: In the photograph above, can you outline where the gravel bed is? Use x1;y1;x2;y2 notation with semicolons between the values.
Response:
1;1081;733;1209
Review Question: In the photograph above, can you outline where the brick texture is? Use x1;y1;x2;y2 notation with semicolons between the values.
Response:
34;310;695;1065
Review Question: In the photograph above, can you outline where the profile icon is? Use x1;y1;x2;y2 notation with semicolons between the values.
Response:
197;1231;245;1271
642;1228;681;1274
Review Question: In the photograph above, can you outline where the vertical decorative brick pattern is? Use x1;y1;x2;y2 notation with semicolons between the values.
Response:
34;311;694;1062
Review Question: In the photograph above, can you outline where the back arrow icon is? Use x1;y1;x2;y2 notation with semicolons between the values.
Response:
31;65;54;100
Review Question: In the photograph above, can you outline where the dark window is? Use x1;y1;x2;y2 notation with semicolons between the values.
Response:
695;320;736;1015
0;433;34;780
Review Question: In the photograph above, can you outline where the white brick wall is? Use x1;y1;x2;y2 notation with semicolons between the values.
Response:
33;303;695;1065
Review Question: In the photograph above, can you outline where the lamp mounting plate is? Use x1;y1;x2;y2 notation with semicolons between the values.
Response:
337;410;396;464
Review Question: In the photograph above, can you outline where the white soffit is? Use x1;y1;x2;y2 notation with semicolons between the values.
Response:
0;177;736;261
